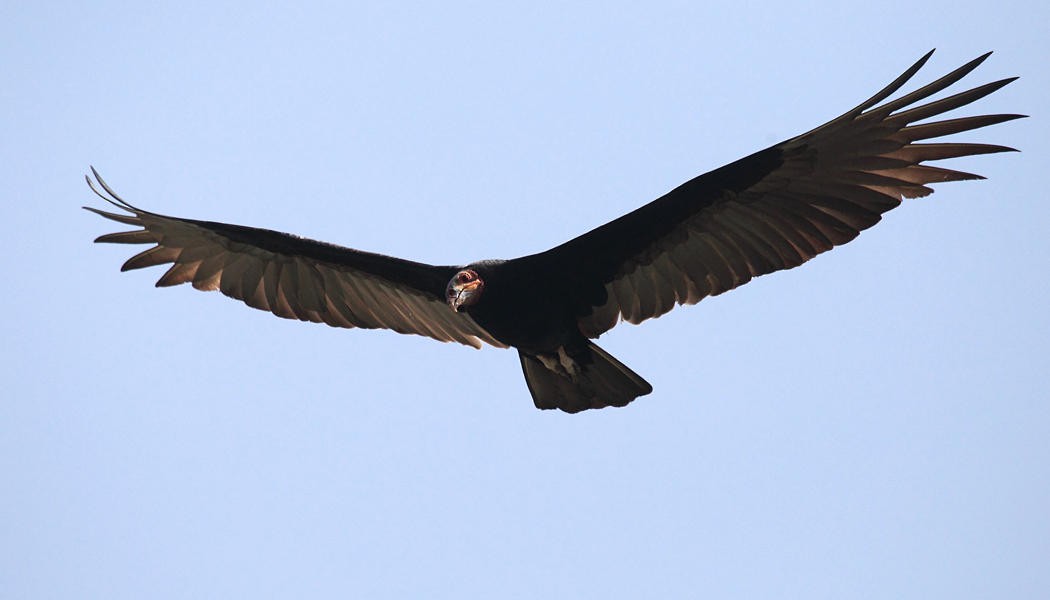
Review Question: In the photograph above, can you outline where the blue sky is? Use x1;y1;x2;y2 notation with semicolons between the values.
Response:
3;2;1048;598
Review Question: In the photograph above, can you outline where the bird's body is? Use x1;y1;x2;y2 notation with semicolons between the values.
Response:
463;259;572;351
86;51;1023;412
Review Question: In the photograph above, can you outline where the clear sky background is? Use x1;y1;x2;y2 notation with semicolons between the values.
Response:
2;2;1047;598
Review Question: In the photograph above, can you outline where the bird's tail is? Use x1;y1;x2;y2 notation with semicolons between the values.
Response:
519;341;653;413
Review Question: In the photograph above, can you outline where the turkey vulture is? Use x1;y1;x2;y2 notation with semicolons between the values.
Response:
87;51;1022;413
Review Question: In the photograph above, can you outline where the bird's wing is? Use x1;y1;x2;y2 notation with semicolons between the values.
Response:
519;51;1024;338
85;169;506;349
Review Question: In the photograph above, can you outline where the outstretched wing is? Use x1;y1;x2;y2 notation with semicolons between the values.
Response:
520;51;1024;338
85;169;505;349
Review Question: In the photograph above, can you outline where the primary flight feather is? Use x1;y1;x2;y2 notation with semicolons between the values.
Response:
87;50;1023;413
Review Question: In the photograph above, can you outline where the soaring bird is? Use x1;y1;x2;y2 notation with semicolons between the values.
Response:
87;51;1022;413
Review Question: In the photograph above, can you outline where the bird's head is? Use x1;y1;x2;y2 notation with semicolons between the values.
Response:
446;269;484;312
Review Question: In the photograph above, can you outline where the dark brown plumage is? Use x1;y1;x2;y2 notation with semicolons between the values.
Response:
87;51;1023;413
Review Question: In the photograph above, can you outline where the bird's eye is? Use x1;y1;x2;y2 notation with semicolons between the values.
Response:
458;271;474;283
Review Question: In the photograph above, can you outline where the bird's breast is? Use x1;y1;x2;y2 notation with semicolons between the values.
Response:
465;278;577;352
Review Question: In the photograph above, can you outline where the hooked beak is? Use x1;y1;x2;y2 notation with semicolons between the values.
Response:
448;280;482;312
450;289;465;312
